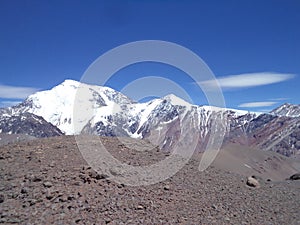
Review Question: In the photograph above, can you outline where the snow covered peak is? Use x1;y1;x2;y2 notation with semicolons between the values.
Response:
162;94;192;108
271;103;300;117
60;79;81;86
13;79;133;134
54;79;81;91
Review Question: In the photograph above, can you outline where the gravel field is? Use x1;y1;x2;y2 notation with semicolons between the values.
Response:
0;136;299;224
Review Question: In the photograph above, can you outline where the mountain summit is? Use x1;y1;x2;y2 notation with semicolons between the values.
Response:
271;103;300;117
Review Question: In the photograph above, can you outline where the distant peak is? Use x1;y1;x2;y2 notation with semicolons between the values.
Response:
271;102;300;117
276;102;299;109
280;102;292;107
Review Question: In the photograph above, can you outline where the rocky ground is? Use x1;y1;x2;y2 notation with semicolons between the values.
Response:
0;134;36;147
0;136;299;224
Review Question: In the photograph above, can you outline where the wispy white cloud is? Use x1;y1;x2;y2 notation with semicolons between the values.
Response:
0;84;39;99
238;101;277;108
269;97;290;101
199;72;295;90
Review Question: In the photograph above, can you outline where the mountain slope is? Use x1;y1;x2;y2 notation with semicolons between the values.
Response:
228;113;300;158
0;109;63;138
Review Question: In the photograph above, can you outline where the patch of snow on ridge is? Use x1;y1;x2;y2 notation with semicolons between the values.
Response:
135;99;163;132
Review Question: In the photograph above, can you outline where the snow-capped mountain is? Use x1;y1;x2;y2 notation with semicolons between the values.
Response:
12;80;134;135
271;103;300;117
10;80;251;137
2;79;299;158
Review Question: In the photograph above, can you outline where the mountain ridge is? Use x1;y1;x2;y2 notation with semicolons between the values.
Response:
1;79;299;158
9;79;256;135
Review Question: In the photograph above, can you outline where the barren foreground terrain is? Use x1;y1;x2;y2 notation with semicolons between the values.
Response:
0;136;299;224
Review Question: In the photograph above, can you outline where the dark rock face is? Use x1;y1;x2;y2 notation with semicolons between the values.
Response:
0;110;63;138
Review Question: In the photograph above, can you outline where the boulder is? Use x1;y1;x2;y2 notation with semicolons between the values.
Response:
289;173;300;180
246;176;260;188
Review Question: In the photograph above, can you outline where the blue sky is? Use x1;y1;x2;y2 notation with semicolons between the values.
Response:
0;0;299;112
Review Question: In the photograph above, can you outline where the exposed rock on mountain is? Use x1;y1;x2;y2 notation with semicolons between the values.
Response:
0;109;63;138
228;113;300;158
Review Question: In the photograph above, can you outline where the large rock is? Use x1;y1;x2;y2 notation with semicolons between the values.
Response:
246;176;260;188
289;173;300;180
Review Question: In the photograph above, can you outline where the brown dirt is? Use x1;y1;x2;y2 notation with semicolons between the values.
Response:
0;136;299;224
211;143;299;181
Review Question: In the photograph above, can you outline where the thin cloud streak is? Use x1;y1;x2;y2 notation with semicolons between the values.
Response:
238;101;277;108
199;72;295;90
269;97;290;101
0;84;39;99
